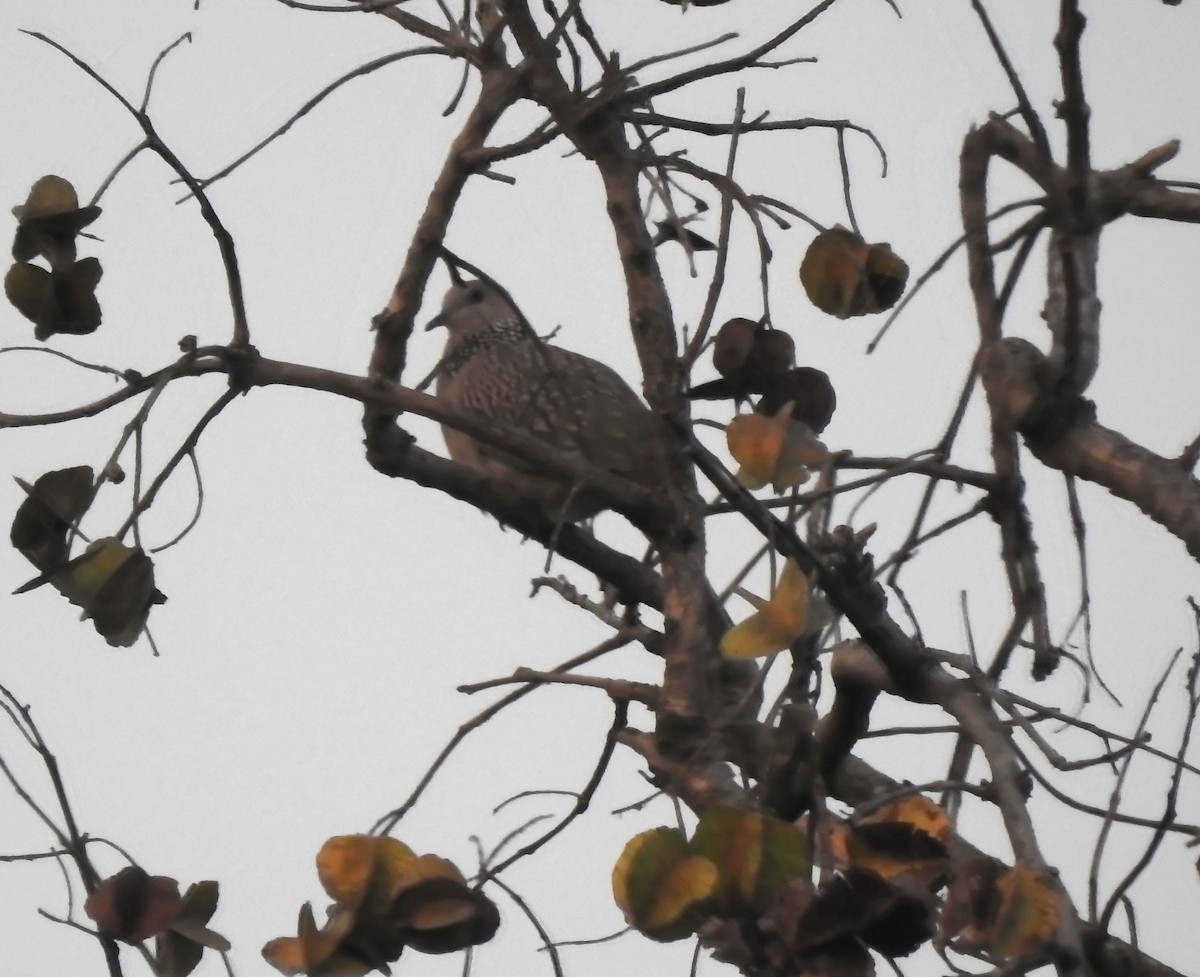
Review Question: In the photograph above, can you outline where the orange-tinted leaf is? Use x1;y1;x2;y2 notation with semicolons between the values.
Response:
317;835;419;917
862;796;953;842
85;866;182;944
831;797;952;889
262;903;373;977
10;466;93;570
987;865;1062;958
799;226;908;318
942;858;1060;958
722;560;817;659
398;853;465;889
726;405;827;492
690;806;810;914
726;411;784;490
613;827;718;941
773;418;829;491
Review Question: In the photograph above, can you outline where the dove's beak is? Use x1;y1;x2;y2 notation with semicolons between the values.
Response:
425;287;480;330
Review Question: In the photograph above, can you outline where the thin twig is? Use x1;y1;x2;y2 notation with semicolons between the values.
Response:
482;699;628;879
372;634;632;834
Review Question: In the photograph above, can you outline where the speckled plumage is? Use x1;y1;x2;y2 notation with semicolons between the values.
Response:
430;281;665;520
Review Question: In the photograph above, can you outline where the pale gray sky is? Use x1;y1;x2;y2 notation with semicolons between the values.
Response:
2;2;1199;975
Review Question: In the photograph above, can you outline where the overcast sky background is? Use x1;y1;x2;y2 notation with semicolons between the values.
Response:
2;1;1199;975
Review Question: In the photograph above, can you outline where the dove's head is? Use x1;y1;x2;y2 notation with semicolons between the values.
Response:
426;281;521;341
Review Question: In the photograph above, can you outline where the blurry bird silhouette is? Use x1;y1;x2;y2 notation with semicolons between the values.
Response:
427;280;666;520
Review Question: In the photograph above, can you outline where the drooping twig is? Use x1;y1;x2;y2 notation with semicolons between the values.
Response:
684;88;745;366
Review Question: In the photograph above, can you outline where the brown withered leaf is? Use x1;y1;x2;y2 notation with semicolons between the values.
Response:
11;175;100;266
793;937;875;977
392;876;499;954
857;872;936;958
697;917;759;970
156;880;231;977
712;318;758;382
940;854;1005;947
763;868;932;960
262;902;385;977
85;866;182;944
754;367;837;433
700;318;799;402
830;818;949;892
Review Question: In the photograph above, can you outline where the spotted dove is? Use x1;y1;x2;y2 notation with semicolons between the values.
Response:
428;281;666;520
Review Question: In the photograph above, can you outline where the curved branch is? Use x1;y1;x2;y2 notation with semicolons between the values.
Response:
623;0;843;104
190;48;456;194
22;31;250;347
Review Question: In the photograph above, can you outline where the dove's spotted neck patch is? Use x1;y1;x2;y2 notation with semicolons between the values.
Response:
437;318;526;378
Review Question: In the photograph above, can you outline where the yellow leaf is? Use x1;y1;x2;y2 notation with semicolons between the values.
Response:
721;560;814;658
49;536;165;647
800;225;908;318
690;806;810;914
613;827;718;941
